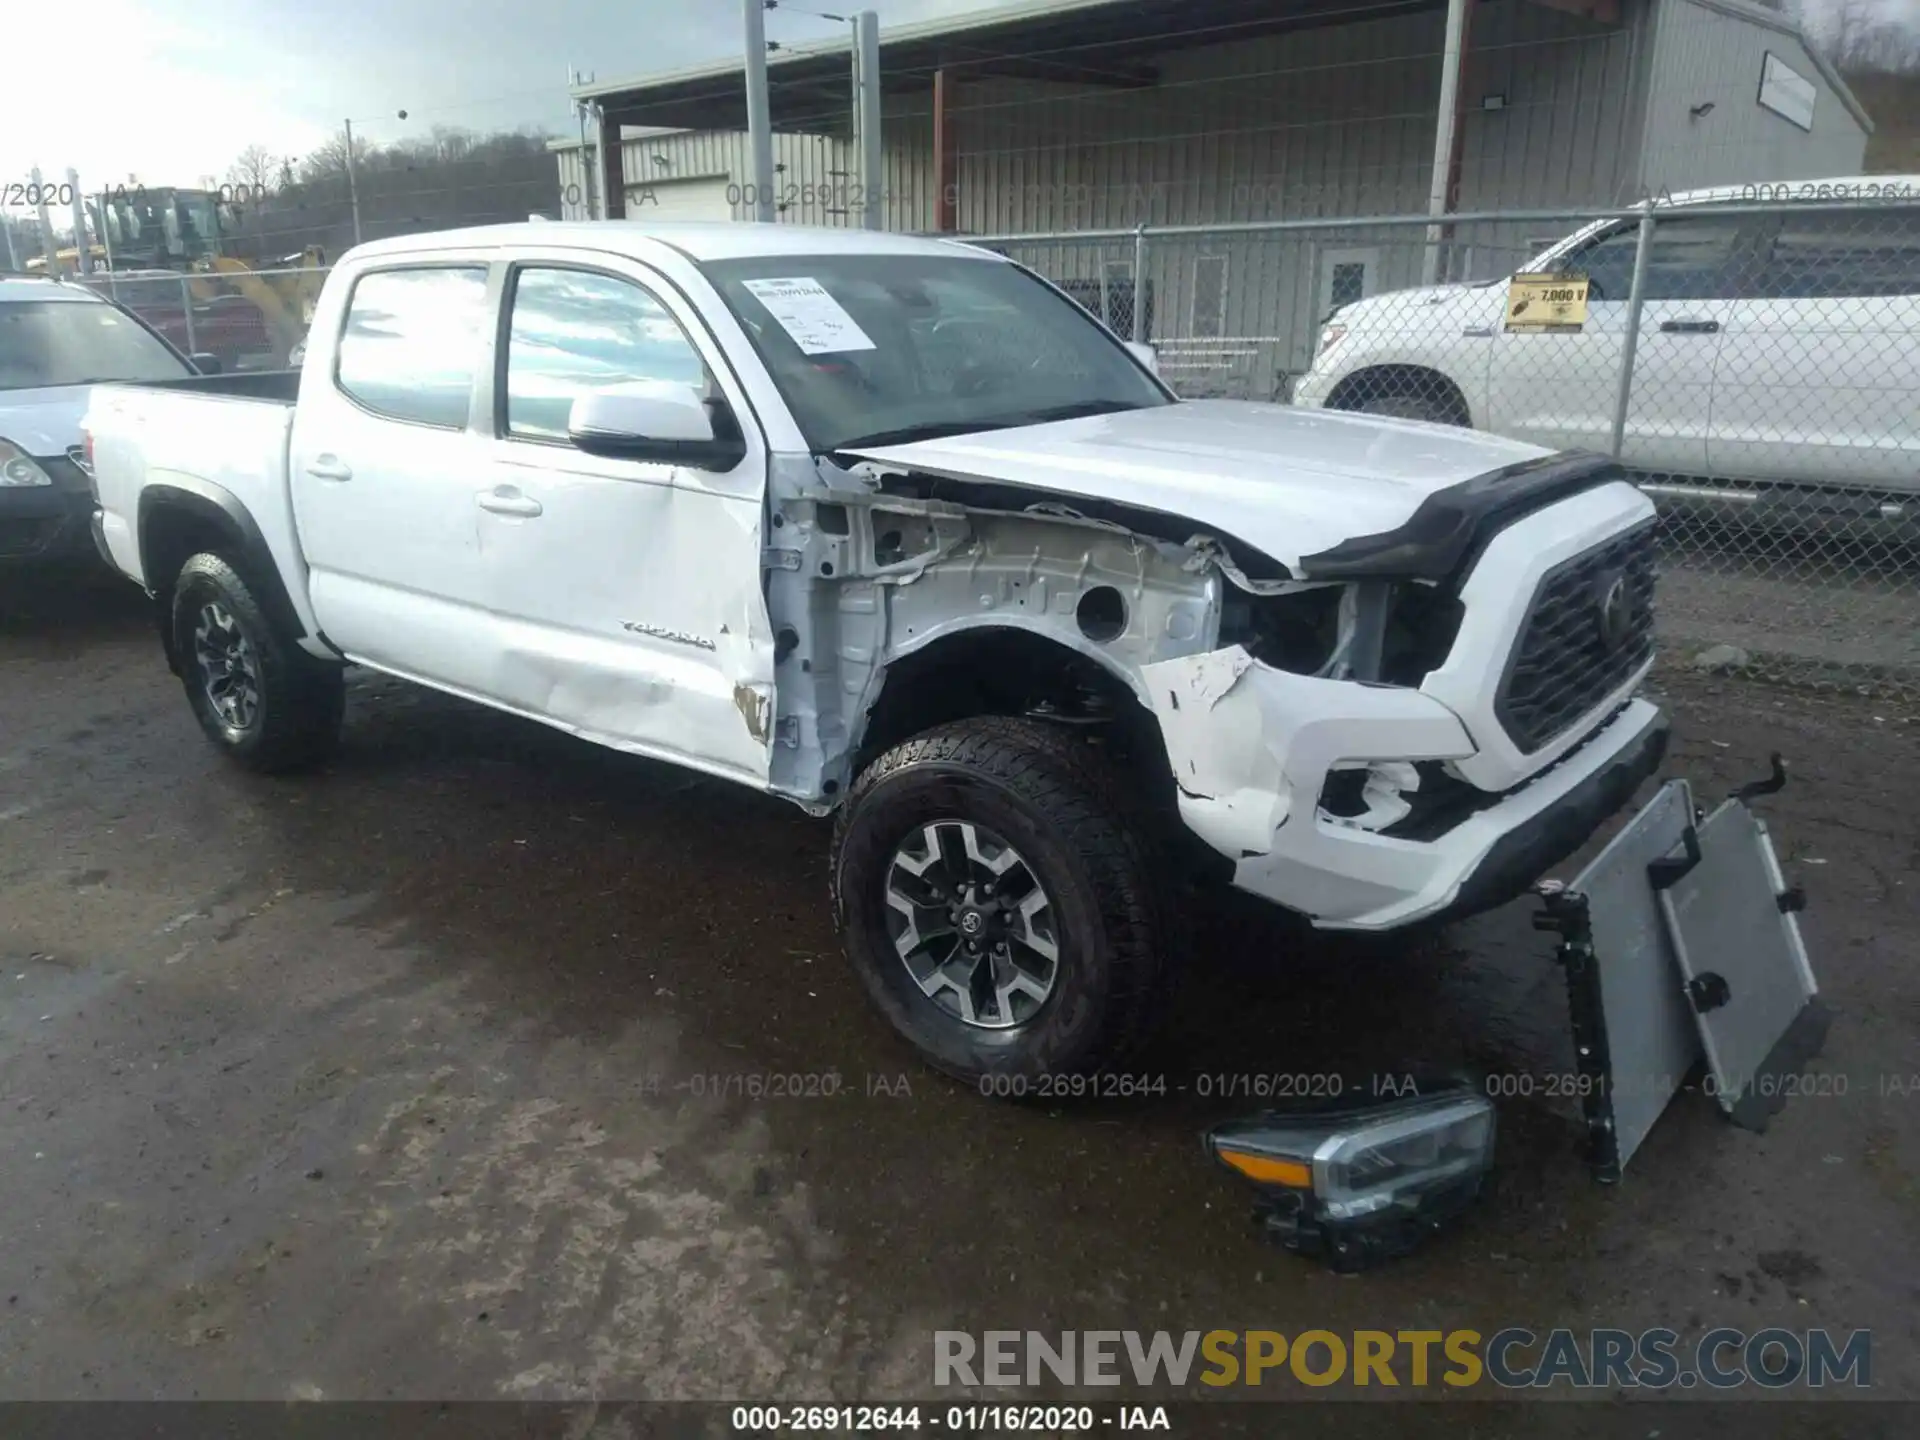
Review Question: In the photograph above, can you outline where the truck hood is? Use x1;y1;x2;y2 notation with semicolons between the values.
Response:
845;399;1557;572
1339;280;1504;325
0;386;90;456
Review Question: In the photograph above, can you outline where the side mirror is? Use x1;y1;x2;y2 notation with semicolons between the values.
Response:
190;351;224;375
1124;341;1158;376
567;381;747;470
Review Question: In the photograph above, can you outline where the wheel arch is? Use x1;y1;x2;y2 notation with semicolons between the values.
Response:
1325;363;1476;427
138;480;307;673
853;620;1178;826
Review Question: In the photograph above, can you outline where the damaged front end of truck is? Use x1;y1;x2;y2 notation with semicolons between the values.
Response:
759;436;1669;933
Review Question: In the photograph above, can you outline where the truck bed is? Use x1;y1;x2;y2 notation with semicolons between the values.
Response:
121;370;302;403
86;374;321;643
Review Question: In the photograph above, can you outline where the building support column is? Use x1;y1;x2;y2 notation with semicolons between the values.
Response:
934;68;957;232
1422;0;1472;284
599;108;626;219
744;0;777;222
855;11;884;230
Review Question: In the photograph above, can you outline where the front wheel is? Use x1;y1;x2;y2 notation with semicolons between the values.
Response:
172;552;344;773
1337;372;1469;426
831;717;1177;1085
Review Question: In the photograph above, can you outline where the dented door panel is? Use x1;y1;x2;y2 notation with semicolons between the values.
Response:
474;248;778;785
477;453;776;782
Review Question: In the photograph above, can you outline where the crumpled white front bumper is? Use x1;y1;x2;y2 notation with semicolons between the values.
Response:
1141;646;1668;930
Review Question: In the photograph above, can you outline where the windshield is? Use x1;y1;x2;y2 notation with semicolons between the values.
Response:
0;301;191;391
701;253;1169;452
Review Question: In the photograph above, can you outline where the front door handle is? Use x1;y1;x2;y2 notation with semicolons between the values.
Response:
478;488;543;518
1659;318;1721;334
305;457;353;482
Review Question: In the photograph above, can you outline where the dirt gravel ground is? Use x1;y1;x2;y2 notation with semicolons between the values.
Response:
2;565;1917;1433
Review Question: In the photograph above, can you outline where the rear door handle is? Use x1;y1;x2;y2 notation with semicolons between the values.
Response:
1659;319;1721;334
478;488;543;518
305;457;353;482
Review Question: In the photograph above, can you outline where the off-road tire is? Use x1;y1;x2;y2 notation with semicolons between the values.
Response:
831;716;1178;1085
171;551;344;773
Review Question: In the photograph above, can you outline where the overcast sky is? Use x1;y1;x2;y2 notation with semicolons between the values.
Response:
7;0;1917;197
4;0;1017;194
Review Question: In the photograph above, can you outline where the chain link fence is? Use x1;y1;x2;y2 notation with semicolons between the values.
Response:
86;196;1920;702
982;193;1920;702
83;265;329;373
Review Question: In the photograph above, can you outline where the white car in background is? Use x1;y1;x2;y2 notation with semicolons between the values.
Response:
1293;177;1920;499
0;276;205;568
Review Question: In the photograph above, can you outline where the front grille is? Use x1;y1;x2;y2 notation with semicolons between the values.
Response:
1496;522;1656;754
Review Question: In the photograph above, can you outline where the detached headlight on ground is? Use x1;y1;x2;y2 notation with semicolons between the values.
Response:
1206;1081;1496;1270
0;439;53;488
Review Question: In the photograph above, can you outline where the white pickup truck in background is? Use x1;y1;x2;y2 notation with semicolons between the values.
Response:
1294;178;1920;498
87;221;1669;1082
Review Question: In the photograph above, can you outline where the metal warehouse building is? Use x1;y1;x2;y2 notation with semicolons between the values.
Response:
558;0;1871;393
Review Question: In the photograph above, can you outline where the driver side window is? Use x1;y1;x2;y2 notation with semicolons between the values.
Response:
503;267;708;441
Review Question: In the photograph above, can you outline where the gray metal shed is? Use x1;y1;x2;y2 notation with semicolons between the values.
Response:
564;0;1870;231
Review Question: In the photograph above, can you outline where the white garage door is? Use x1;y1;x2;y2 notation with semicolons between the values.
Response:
625;176;735;222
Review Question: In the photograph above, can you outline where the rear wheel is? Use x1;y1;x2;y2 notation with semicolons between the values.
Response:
831;717;1177;1085
172;552;344;773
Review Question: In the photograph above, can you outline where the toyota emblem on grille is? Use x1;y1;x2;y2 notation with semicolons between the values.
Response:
1594;571;1632;652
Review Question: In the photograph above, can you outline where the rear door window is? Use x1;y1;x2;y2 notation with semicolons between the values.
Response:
1758;211;1920;299
335;266;489;427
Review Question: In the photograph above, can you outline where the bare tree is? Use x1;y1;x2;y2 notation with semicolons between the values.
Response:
299;129;377;184
226;145;279;199
1790;0;1920;74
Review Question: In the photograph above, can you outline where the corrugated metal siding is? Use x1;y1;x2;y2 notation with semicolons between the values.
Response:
1636;0;1869;193
556;118;938;229
554;146;593;219
941;0;1642;236
563;3;1647;236
937;1;1649;390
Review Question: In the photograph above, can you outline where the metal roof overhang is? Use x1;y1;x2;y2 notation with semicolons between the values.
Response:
575;0;1450;133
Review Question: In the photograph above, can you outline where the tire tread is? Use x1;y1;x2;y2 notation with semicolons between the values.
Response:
173;551;343;774
832;716;1179;1079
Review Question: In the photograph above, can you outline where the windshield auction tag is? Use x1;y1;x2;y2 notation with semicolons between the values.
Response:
1505;273;1589;332
741;277;877;355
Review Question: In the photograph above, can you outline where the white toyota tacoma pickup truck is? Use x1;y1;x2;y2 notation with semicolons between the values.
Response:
86;221;1668;1082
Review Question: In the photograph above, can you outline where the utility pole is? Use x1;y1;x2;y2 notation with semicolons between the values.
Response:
343;119;364;244
743;0;776;221
31;167;61;277
1421;0;1470;284
854;10;883;229
571;67;600;220
67;168;93;275
97;192;119;296
2;216;17;273
590;103;608;220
